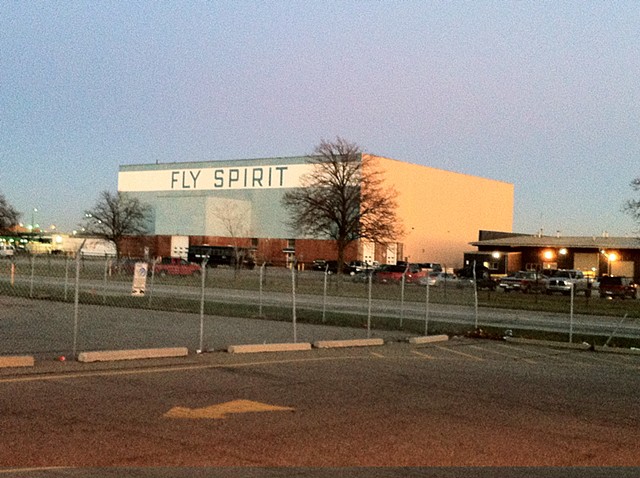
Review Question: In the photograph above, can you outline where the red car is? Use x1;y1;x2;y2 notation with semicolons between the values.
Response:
153;257;201;277
374;264;426;284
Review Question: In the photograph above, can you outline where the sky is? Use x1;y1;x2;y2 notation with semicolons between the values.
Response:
1;1;639;237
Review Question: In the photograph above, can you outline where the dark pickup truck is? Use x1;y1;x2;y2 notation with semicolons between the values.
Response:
599;276;637;299
499;271;548;293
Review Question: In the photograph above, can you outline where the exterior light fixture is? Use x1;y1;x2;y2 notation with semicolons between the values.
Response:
559;248;568;255
601;250;619;275
542;250;555;261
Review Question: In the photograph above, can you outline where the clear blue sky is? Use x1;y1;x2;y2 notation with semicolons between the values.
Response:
2;1;639;236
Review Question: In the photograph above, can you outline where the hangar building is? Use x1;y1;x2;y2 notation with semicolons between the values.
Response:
118;154;514;267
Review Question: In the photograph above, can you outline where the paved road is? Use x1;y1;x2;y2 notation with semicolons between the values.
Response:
0;295;411;358
1;339;639;474
1;290;638;361
5;274;640;343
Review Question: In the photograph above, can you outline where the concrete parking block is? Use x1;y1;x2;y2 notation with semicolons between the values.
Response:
313;338;384;349
505;337;591;350
227;343;312;354
0;355;35;368
409;335;449;345
77;347;189;363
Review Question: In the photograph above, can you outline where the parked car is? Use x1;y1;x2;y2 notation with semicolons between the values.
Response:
0;243;15;258
348;260;374;274
546;269;590;296
417;262;443;273
419;272;459;287
311;259;354;274
374;263;426;284
499;271;548;293
311;259;328;271
599;276;638;299
455;264;497;290
153;257;201;277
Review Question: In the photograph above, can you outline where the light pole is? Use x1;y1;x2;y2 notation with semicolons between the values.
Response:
31;207;38;232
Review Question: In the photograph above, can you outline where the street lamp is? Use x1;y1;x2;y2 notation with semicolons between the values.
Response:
600;250;618;276
607;252;618;275
542;250;555;261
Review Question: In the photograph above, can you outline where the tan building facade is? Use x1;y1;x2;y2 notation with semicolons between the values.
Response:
119;154;514;268
370;155;513;267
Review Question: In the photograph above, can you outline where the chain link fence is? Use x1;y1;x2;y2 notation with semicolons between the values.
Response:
1;254;639;359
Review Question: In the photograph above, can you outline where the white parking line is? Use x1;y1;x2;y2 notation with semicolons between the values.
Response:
469;345;537;364
411;350;436;360
500;343;583;363
568;351;639;369
434;345;484;361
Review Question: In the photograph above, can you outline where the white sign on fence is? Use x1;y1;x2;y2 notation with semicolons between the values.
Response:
132;262;148;296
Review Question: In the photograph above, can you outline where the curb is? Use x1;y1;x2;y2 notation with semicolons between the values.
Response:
409;335;449;345
0;355;35;369
313;338;384;349
504;337;591;350
77;347;189;363
594;346;640;355
227;343;312;354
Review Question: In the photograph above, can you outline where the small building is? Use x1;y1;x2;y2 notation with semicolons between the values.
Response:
468;231;640;282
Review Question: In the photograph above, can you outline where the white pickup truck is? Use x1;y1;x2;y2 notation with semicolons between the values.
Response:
0;243;15;258
545;269;590;296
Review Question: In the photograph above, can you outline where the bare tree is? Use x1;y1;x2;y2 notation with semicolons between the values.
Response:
623;177;640;230
282;137;402;274
81;191;151;259
210;199;253;270
0;193;20;232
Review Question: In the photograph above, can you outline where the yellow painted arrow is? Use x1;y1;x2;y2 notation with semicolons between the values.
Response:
164;399;295;419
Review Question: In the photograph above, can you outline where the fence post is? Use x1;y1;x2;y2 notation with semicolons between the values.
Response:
64;255;70;301
147;259;157;307
198;257;208;352
102;256;109;305
424;278;430;336
29;254;35;298
400;273;406;327
72;241;85;358
473;260;479;329
322;264;328;323
604;313;628;347
367;270;373;338
259;262;265;317
291;260;297;343
569;282;574;343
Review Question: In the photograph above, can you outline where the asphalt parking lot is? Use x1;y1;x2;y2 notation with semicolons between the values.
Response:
1;338;639;474
1;292;640;476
